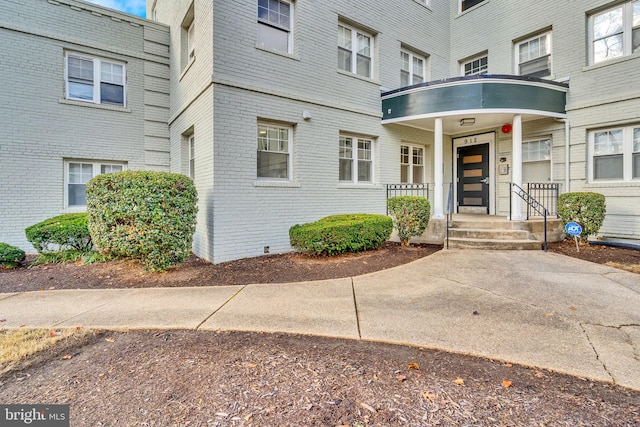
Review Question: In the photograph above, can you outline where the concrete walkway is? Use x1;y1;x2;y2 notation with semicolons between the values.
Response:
1;250;639;390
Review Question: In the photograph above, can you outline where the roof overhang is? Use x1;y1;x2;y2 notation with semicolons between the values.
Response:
381;75;569;135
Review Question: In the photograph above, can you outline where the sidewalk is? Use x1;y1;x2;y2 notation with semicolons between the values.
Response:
1;250;639;390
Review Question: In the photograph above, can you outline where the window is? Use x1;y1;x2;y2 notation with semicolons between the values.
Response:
188;135;195;180
462;55;488;76
65;53;125;106
339;135;373;184
522;138;551;182
400;144;425;184
400;49;425;87
590;1;640;64
257;0;293;53
181;2;195;69
516;32;551;78
590;125;640;181
257;123;291;180
338;23;374;78
460;0;486;12
65;161;124;207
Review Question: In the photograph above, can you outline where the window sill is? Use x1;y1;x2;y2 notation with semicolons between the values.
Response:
585;180;640;188
59;99;130;112
456;0;489;17
253;180;300;188
62;206;87;213
337;69;381;85
337;183;382;189
180;56;196;81
583;52;640;72
255;44;300;61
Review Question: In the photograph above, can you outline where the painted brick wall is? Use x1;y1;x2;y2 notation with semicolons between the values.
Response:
0;0;170;252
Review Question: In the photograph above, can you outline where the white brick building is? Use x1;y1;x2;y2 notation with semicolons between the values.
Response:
1;0;639;263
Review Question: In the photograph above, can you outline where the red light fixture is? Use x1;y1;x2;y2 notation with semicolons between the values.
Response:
501;124;512;134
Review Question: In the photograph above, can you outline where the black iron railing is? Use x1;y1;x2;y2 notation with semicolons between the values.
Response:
510;183;550;251
526;183;560;218
385;183;429;214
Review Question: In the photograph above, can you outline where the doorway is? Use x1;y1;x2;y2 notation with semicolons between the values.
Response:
453;132;495;215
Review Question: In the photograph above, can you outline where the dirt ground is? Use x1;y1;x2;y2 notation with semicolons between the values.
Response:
1;241;639;425
1;239;638;293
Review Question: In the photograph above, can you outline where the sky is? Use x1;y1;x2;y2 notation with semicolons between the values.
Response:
83;0;146;18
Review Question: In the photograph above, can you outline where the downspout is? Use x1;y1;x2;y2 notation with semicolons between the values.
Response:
557;118;570;193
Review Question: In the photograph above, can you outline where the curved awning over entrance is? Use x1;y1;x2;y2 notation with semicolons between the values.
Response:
381;75;568;134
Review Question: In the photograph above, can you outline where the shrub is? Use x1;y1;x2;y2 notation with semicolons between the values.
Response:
289;214;392;256
0;243;25;269
558;192;606;239
86;170;198;271
387;196;431;246
25;213;92;253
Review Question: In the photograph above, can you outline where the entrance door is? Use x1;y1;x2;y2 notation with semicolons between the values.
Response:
457;143;489;214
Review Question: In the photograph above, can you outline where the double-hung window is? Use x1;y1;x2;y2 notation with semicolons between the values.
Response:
339;135;373;184
462;54;488;76
516;32;551;78
257;0;293;53
338;23;374;78
400;144;425;184
65;161;125;208
400;49;425;87
590;1;640;64
188;135;195;180
65;53;125;106
590;126;640;181
257;122;292;180
522;138;551;183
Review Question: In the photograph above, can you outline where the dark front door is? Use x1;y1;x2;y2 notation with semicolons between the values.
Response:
457;143;489;214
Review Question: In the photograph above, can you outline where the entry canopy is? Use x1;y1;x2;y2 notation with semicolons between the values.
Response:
381;74;568;135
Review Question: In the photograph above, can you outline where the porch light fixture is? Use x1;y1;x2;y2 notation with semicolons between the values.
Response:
460;118;475;126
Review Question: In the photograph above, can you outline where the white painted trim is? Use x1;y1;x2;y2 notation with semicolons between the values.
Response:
382;108;567;126
452;132;496;215
64;51;127;107
338;22;375;80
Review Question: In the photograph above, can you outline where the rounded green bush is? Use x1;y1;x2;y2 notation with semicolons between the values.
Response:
558;192;606;239
0;242;26;269
289;214;392;256
86;170;198;272
387;196;431;246
25;213;92;253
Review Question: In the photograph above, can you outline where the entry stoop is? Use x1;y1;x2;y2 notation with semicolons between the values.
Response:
446;215;543;250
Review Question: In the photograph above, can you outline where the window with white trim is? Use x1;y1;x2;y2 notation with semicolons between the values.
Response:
338;23;374;78
188;135;195;180
590;125;640;181
181;2;195;69
522;138;551;183
65;53;125;106
400;144;425;184
257;122;292;180
400;49;425;87
257;0;293;53
590;1;640;64
65;161;125;207
516;32;551;78
460;0;486;13
339;135;373;184
462;54;488;76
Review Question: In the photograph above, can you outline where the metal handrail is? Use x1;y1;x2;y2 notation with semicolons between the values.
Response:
510;183;549;251
446;182;453;249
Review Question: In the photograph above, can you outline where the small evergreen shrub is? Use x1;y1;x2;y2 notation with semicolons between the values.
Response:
387;196;431;246
25;213;92;253
86;170;198;272
0;242;26;269
289;214;392;256
558;192;606;239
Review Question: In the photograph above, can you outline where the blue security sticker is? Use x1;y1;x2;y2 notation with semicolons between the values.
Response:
565;221;582;236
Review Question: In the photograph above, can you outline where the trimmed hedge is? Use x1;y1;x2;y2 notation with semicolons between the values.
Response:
387;196;431;246
289;214;392;256
86;170;198;271
558;192;606;239
25;213;92;253
0;242;25;269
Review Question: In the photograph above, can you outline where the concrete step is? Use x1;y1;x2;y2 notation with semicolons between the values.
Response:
446;237;542;250
448;228;532;240
448;220;514;230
